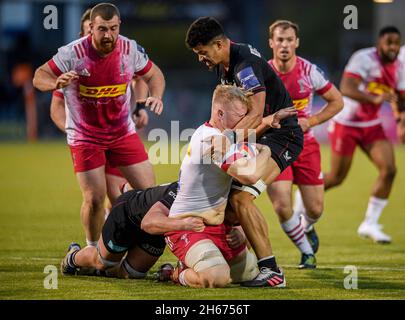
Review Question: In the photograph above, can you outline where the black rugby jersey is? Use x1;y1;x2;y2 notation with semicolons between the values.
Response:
119;182;178;225
216;42;298;129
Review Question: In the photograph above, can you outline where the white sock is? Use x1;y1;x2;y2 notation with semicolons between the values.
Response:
293;188;306;216
301;212;319;233
364;196;388;225
281;215;313;255
86;239;98;247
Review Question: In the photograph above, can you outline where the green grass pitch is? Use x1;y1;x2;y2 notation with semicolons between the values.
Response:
0;142;404;300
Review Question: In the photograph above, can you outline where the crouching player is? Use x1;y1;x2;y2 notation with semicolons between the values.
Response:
60;182;205;278
141;85;292;288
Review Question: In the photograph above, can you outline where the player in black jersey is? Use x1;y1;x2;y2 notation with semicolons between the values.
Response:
186;17;303;287
60;183;205;278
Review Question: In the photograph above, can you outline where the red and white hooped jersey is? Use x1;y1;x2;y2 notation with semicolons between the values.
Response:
269;56;332;139
334;47;405;128
48;34;152;146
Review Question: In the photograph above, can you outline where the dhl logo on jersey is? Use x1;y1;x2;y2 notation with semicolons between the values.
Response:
79;84;127;98
367;82;392;95
293;98;309;110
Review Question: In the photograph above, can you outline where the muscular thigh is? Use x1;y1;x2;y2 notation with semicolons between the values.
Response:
119;160;155;189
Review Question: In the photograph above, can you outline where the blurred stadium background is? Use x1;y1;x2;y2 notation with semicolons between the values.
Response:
0;0;404;143
1;0;405;300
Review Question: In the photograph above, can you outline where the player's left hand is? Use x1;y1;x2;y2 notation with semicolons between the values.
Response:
145;96;163;115
226;227;246;248
133;109;149;129
298;118;310;132
263;106;297;129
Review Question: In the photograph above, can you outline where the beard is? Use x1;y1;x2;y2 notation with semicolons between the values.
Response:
98;38;116;55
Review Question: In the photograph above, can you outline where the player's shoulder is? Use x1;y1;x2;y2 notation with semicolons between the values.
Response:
350;47;376;62
56;35;91;61
195;122;221;137
296;56;315;73
119;35;146;55
234;42;265;64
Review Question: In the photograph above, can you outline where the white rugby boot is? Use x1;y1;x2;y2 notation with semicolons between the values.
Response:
357;222;391;244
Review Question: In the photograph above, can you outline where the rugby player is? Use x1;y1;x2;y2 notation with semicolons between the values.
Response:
60;182;205;279
49;8;151;209
147;85;295;288
185;17;303;286
266;20;343;268
33;3;165;248
316;26;405;243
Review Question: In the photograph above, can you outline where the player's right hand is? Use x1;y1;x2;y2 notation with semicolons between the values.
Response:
182;217;205;232
226;227;246;248
145;96;164;115
55;71;79;89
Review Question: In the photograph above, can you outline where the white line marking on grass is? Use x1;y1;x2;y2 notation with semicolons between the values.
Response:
6;257;60;262
282;264;405;272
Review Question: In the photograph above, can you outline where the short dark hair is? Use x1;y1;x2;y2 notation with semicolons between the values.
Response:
185;17;225;48
90;3;120;21
80;8;91;34
269;20;299;39
379;26;400;38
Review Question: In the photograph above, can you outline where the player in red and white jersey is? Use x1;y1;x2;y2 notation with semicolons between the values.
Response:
266;20;343;268
325;26;405;243
49;9;152;214
33;3;165;248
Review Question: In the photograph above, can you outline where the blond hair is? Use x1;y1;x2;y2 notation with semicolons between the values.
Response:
269;20;299;39
212;85;252;111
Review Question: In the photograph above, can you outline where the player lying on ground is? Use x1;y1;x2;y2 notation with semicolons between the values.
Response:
185;17;303;287
61;181;257;283
265;20;343;268
142;84;295;288
61;182;205;278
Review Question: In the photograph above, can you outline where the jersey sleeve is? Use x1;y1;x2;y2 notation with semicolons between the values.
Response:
131;40;153;76
235;60;266;94
159;182;179;209
310;64;332;95
47;45;72;77
52;89;64;99
343;50;369;81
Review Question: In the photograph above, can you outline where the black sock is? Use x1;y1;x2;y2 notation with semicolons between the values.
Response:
258;256;278;272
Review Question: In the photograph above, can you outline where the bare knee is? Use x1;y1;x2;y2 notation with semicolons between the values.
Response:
305;199;324;219
380;165;396;182
272;201;292;222
83;192;105;213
